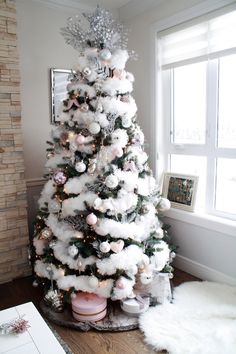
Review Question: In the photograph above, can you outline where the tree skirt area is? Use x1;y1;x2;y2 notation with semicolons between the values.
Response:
139;281;236;354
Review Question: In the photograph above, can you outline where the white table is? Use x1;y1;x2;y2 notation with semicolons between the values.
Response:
0;302;66;354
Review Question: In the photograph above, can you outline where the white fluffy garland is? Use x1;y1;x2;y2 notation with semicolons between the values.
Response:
53;241;96;271
64;174;95;195
46;214;83;242
38;179;56;208
61;191;97;217
94;189;138;214
96;245;143;275
101;78;133;96
57;275;114;298
94;218;143;240
100;96;137;120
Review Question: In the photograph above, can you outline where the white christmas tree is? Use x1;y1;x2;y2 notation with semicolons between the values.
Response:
32;6;174;311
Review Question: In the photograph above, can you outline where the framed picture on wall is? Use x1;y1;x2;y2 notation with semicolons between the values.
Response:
162;173;199;212
50;68;72;124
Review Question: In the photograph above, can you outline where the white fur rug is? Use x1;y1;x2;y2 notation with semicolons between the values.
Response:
139;281;236;354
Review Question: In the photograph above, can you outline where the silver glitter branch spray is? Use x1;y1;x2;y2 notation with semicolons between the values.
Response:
61;5;129;52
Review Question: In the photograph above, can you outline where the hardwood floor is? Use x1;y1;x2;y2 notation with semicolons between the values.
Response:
0;269;199;354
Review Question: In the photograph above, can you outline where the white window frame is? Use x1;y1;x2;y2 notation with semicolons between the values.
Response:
149;0;236;235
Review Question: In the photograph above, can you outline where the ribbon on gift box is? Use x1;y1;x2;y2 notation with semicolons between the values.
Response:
135;295;149;310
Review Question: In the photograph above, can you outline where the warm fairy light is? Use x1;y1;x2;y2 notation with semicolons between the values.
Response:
99;280;107;288
58;268;65;277
68;131;75;139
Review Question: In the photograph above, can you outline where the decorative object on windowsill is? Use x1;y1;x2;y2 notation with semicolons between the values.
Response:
162;172;199;212
0;316;30;335
72;292;107;322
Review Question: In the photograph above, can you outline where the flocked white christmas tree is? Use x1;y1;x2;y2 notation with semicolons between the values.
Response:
31;6;174;312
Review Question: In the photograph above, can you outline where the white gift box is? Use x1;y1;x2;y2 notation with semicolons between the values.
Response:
120;296;150;316
150;272;172;304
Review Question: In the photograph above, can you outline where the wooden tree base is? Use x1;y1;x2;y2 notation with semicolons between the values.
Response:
40;300;139;332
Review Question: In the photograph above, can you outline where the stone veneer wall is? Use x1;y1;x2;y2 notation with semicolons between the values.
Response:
0;0;31;283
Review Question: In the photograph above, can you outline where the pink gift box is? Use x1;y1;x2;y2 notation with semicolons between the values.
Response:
72;292;107;322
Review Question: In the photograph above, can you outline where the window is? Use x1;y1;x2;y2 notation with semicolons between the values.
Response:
157;8;236;220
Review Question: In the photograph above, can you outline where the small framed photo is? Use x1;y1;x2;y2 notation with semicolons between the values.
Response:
162;173;199;211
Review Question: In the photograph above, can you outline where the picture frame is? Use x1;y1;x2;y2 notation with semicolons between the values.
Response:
162;173;199;212
50;68;71;124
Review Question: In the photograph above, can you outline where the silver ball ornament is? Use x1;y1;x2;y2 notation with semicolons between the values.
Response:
99;48;112;61
40;227;52;240
80;103;89;112
82;67;92;77
48;200;61;213
88;122;100;134
75;161;86;173
68;245;79;257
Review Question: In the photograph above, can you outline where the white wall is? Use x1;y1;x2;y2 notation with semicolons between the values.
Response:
123;0;236;284
16;0;80;179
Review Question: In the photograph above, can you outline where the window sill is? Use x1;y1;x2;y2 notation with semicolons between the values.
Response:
163;208;236;237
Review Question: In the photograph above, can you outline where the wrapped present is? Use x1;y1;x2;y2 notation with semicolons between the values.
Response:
120;295;150;316
72;292;107;322
150;271;172;305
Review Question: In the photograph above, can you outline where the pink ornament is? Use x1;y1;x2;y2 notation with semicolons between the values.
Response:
86;213;98;225
116;279;125;289
53;171;67;185
110;239;124;253
112;146;123;158
113;69;126;80
76;134;85;145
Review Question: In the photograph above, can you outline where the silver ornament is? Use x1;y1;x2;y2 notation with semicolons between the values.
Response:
48;200;61;213
82;67;92;77
70;141;78;152
80;103;89;112
75;161;86;173
49;240;57;249
96;101;103;112
46;152;54;159
87;159;97;175
99;48;112;61
44;289;64;312
53;171;67;185
40;228;52;240
32;280;39;287
68;244;79;257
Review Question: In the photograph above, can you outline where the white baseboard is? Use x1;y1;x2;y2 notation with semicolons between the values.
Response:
174;255;236;286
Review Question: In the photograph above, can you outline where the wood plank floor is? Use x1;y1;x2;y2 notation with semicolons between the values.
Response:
0;269;199;354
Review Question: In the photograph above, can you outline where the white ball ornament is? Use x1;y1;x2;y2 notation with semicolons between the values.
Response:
105;175;119;189
88;122;100;134
68;245;78;257
122;116;132;128
99;241;111;253
86;213;98;225
99;48;112;61
75;161;86;173
158;198;171;211
88;276;99;288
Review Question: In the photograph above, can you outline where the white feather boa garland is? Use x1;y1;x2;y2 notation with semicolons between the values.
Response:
38;179;56;208
61;192;97;217
45;151;72;169
93;189;138;214
53;241;96;271
94;218;143;240
46;214;83;242
101;78;133;96
57;275;114;298
100;96;137;120
64;174;95;195
96;245;143;275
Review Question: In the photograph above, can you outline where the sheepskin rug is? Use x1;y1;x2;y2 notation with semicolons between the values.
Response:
139;281;236;354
